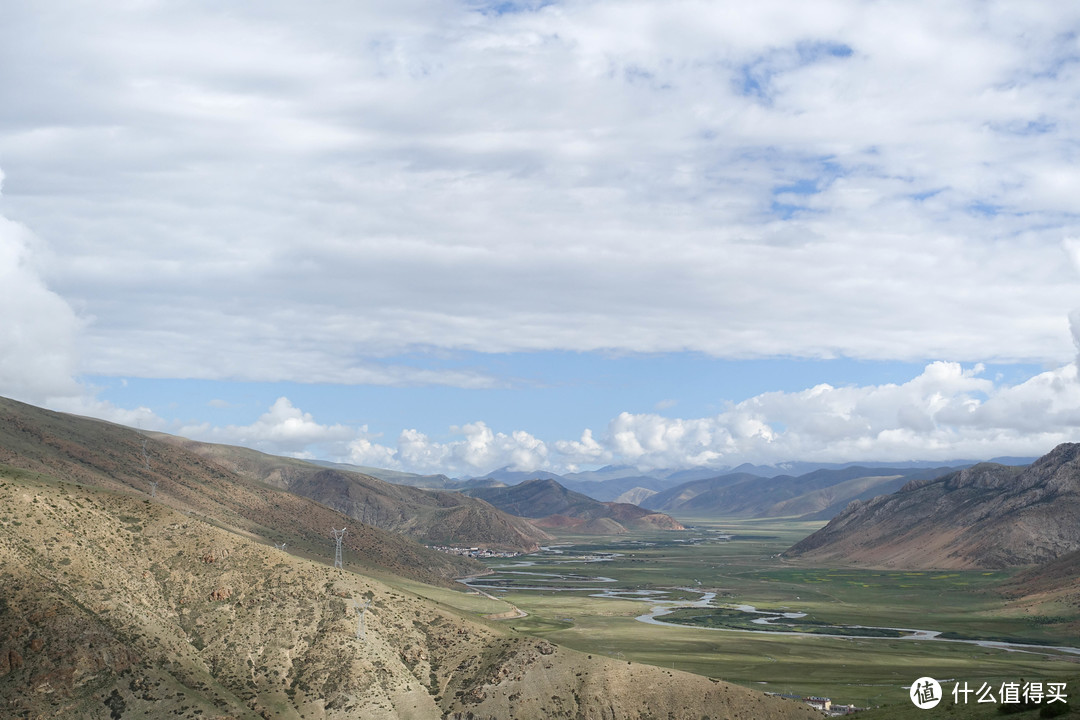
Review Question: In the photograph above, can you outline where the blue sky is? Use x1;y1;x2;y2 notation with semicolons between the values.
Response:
3;1;1080;474
86;356;1048;444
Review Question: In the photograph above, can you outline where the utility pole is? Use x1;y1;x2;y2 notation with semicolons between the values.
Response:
331;527;346;569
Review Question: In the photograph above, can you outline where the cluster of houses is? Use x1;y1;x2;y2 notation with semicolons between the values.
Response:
428;545;521;559
766;693;864;715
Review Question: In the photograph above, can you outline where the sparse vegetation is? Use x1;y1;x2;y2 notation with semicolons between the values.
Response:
0;396;820;720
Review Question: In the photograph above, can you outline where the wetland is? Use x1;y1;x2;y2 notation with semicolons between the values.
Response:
402;518;1080;713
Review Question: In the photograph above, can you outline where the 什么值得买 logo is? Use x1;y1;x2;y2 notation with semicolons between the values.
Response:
909;677;942;709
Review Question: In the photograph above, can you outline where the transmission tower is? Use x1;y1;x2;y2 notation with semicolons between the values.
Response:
274;542;286;551
150;481;157;498
331;527;346;569
352;598;372;641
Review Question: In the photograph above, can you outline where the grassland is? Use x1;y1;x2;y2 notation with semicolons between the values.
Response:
388;518;1080;715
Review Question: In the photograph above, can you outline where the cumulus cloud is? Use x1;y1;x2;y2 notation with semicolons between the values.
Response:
182;397;354;458
579;362;1080;470
181;362;1078;475
351;422;549;474
0;170;82;404
1;2;1079;384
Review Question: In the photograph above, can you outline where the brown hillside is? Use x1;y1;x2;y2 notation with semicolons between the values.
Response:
465;478;685;531
0;396;476;585
786;444;1080;569
533;515;629;534
0;465;818;720
164;437;551;552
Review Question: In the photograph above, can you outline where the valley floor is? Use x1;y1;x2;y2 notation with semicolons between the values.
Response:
391;518;1080;717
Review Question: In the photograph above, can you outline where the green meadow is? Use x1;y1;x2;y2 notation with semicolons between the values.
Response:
389;518;1079;714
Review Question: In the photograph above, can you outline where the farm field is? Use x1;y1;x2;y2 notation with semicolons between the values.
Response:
391;518;1080;715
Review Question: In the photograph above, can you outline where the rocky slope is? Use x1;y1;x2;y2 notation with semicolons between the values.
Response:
0;454;816;719
786;444;1080;569
0;397;475;585
464;478;684;534
158;436;550;552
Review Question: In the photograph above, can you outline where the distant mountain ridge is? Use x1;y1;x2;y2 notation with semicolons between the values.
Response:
350;457;1040;509
463;478;684;534
165;438;550;552
786;443;1080;569
641;465;964;520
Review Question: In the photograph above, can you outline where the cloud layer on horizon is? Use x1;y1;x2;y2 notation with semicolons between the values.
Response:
157;361;1080;475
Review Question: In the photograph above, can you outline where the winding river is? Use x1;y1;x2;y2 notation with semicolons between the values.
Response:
463;566;1080;658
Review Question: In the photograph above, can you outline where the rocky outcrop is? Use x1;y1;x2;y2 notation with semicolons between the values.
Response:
209;586;233;602
201;548;230;564
0;649;23;676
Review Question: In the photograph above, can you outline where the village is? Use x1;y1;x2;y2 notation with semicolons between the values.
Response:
428;545;523;559
765;692;868;715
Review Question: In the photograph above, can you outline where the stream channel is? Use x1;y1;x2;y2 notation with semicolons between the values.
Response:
463;551;1080;658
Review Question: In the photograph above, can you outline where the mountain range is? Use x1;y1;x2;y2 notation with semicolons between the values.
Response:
640;465;964;519
462;479;684;534
163;437;550;552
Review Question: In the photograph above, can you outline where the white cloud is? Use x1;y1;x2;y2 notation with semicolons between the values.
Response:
0;170;82;404
353;421;550;474
0;2;1078;383
4;4;1080;475
553;428;609;466
100;361;1075;475
182;397;354;457
580;361;1080;470
47;396;167;432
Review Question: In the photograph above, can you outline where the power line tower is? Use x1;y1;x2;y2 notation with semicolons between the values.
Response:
352;598;372;641
331;527;346;569
274;542;286;551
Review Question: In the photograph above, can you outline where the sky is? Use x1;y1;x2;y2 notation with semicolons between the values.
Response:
3;1;1080;476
